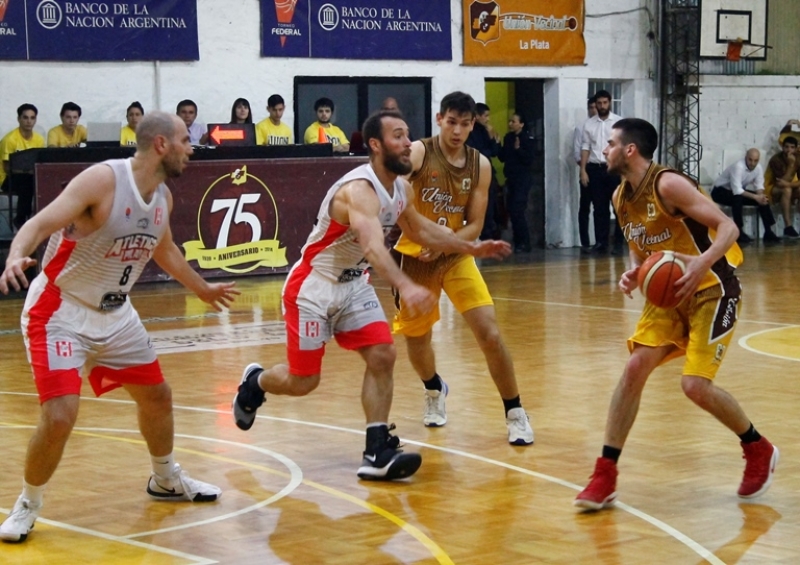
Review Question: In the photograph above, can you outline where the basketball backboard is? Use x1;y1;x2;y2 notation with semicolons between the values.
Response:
699;0;768;59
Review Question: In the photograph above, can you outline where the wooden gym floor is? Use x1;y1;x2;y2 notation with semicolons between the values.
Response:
0;244;798;564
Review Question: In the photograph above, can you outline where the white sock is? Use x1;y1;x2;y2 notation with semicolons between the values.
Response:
151;453;176;478
22;480;46;506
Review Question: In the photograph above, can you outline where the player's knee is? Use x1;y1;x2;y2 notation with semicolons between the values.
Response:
40;403;78;440
473;323;503;350
365;343;397;374
680;375;711;404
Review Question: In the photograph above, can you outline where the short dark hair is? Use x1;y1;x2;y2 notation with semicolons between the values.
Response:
613;118;658;159
17;103;37;118
176;99;197;113
475;102;490;116
513;112;527;127
783;136;798;147
588;95;597;106
594;89;612;102
127;101;145;116
362;110;404;156
314;97;334;112
440;91;476;118
60;102;81;117
268;94;285;108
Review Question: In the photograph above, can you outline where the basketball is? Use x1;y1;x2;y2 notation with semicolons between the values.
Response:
637;251;686;308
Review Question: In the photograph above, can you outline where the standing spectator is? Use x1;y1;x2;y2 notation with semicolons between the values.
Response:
0;104;46;229
499;112;535;253
766;136;800;238
579;90;623;255
467;102;502;240
256;94;293;146
229;98;253;125
573;96;597;251
303;97;350;153
176;99;208;146
120;102;144;147
711;148;779;244
47;102;88;148
0;112;238;543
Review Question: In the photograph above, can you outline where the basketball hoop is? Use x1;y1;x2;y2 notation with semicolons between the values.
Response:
725;39;744;62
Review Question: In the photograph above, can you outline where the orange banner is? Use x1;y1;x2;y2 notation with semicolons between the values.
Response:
463;0;585;66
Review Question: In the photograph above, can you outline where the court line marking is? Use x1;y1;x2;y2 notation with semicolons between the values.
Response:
737;326;800;362
0;420;453;565
6;396;721;565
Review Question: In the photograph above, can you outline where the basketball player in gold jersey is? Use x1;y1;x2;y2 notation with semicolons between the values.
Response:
574;118;777;511
393;91;533;445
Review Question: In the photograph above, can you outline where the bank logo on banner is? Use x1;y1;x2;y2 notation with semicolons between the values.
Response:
469;0;499;45
0;0;10;23
36;0;61;29
318;3;338;31
182;166;288;274
273;0;299;46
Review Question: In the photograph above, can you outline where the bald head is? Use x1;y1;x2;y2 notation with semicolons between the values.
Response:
745;148;760;171
136;111;181;151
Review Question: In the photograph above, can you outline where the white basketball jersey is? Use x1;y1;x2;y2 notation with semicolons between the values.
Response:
37;159;170;311
299;163;406;282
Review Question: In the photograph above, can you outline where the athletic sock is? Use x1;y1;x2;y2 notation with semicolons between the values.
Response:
422;373;443;392
151;453;176;478
22;480;46;506
502;395;522;415
601;445;622;464
738;423;762;444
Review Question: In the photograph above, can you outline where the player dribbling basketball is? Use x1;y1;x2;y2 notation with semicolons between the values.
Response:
574;118;778;510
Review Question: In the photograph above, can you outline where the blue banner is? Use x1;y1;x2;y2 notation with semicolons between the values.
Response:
0;0;198;61
261;0;451;60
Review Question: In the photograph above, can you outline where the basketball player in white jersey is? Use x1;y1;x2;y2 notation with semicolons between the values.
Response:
232;110;511;481
0;111;240;543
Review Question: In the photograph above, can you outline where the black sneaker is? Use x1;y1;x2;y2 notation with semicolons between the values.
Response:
357;425;422;481
232;363;265;431
783;226;800;238
763;230;781;244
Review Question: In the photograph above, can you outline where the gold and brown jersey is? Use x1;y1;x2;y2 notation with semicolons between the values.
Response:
614;162;742;293
395;136;481;256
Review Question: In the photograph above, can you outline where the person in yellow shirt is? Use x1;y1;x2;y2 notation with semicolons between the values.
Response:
47;102;87;148
0;104;46;228
303;97;349;153
120;102;144;146
256;94;293;146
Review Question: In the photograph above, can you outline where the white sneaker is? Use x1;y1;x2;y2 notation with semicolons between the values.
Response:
146;464;221;503
0;495;41;543
423;380;449;427
506;407;534;445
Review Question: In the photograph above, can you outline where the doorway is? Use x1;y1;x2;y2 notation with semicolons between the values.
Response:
485;79;546;248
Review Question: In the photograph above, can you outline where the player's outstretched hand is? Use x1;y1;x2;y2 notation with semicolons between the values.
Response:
470;239;512;260
619;266;640;298
0;257;38;294
398;282;436;319
198;281;241;311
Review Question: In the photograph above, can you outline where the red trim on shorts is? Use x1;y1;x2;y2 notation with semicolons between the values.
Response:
36;369;82;404
87;359;164;397
27;280;67;403
284;262;324;376
335;320;393;350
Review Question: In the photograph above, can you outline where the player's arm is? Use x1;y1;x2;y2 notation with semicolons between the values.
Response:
151;190;239;311
458;154;492;242
397;181;511;260
338;180;434;316
657;172;738;299
0;164;112;293
614;186;641;298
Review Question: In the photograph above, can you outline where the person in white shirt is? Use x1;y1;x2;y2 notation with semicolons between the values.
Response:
711;148;779;244
579;90;624;254
176;99;208;146
573;96;597;250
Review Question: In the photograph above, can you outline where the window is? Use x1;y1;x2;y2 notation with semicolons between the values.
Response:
294;77;432;147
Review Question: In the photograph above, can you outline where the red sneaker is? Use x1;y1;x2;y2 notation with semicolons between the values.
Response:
738;437;779;498
574;457;618;510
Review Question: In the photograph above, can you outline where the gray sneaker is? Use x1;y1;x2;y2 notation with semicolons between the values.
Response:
232;363;265;431
423;380;449;427
146;464;221;502
0;496;41;543
506;407;534;445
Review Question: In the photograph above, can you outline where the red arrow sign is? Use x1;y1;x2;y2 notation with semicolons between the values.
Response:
210;125;245;145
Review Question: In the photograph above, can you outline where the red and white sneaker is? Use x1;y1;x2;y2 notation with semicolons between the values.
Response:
738;437;779;499
574;457;618;510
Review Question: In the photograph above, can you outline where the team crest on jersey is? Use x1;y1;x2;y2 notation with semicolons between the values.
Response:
431;170;439;183
647;203;657;220
125;207;132;221
154;207;164;225
461;178;472;193
137;218;149;229
105;234;159;262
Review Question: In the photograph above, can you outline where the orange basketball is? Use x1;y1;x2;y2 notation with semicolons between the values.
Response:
637;251;686;308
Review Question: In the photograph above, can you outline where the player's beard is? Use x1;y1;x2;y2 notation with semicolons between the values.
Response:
383;151;412;175
163;153;185;179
